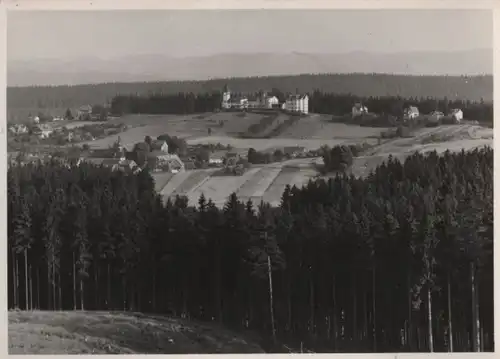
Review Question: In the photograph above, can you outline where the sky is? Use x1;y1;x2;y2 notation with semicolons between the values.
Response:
7;9;493;62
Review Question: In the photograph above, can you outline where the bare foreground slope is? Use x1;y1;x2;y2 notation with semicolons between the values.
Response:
9;311;265;354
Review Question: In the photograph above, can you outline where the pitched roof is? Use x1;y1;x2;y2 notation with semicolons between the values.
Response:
151;139;167;148
287;94;308;101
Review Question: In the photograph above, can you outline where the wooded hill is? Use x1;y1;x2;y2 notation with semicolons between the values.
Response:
8;146;493;353
7;73;492;116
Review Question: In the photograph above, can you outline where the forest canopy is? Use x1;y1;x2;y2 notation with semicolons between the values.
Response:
8;146;493;353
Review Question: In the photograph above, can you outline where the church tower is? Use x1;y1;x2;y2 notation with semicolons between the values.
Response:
222;84;231;109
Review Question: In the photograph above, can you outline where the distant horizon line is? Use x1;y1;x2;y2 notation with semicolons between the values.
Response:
7;71;493;89
8;47;493;64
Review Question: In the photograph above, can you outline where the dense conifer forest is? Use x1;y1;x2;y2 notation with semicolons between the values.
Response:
8;147;494;353
7;73;492;118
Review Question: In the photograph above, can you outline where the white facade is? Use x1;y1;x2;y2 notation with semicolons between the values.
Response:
450;109;463;123
352;103;368;117
265;96;279;108
404;106;420;119
284;94;309;114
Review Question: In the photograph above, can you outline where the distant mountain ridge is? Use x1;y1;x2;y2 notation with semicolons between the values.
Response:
7;49;492;87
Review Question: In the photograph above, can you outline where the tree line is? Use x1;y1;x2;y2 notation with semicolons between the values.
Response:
7;73;492;115
309;91;493;125
8;146;493;353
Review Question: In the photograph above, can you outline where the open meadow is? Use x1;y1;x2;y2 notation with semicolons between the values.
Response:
152;122;493;208
9;310;264;354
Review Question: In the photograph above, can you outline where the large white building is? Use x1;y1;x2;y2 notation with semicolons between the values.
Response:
222;86;281;110
283;94;309;114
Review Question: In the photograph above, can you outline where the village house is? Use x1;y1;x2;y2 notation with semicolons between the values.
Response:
77;105;93;121
8;124;29;135
208;152;225;165
450;108;463;123
283;146;307;158
352;103;369;117
265;95;279;109
150;139;169;153
148;151;185;173
429;111;445;123
221;86;248;110
404;106;420;120
283;94;309;114
84;157;139;172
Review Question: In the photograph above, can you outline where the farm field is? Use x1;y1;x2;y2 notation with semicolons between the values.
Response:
8;310;264;354
275;114;387;140
152;123;493;208
84;112;266;149
83;112;384;152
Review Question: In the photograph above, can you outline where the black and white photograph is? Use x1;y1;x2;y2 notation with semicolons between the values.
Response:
5;3;495;355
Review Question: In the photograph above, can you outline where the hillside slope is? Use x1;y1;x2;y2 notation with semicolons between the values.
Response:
8;311;265;354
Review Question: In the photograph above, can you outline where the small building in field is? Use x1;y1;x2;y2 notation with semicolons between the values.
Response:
283;146;307;158
352;103;369;117
450;109;463;123
77;105;93;121
404;106;420;120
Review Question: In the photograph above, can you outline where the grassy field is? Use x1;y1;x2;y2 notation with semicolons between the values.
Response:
8;310;264;354
151;123;493;208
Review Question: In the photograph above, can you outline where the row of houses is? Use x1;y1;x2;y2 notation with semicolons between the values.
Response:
221;86;309;114
351;102;464;123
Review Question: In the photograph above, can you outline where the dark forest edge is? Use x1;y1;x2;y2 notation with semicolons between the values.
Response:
7;73;492;118
8;146;493;353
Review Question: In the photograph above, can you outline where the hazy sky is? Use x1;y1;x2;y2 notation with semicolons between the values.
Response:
8;9;492;61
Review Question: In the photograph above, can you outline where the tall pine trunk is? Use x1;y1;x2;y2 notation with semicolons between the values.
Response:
427;285;434;352
152;270;157;312
52;263;56;310
107;263;112;309
80;276;85;310
447;272;454;352
406;272;413;350
332;275;338;351
36;267;40;310
12;251;18;309
29;264;33;310
73;253;77;310
267;254;277;343
24;248;29;310
352;273;358;344
372;267;377;352
471;262;480;352
57;271;62;311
